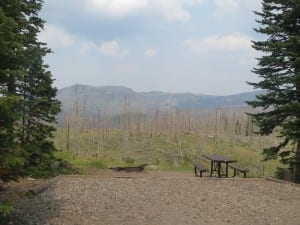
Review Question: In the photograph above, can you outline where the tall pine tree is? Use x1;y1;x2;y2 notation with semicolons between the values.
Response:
248;0;300;183
0;2;25;182
0;0;60;181
17;1;61;176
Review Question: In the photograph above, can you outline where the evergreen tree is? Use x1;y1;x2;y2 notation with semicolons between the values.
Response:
0;96;24;181
0;2;25;182
17;1;61;176
248;0;300;183
0;0;60;181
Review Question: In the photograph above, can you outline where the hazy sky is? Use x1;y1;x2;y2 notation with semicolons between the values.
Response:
39;0;263;95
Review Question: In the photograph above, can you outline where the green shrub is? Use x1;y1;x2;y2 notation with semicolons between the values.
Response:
275;167;285;179
0;203;14;219
89;160;106;169
123;157;135;164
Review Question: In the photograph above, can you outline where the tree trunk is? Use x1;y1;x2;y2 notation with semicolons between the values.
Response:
7;75;15;93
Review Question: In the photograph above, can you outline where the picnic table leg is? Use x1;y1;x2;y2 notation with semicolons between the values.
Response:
233;169;236;177
225;162;229;178
217;162;221;177
210;160;213;177
194;166;198;177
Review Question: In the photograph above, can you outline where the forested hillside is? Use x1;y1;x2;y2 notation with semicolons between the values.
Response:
57;84;262;118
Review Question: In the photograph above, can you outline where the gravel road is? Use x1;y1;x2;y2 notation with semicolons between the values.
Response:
9;171;300;225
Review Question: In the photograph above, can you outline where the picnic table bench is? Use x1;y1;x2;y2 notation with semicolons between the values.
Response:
109;164;148;172
229;164;249;178
192;161;208;178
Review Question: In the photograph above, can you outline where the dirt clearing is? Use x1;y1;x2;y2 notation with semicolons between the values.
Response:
5;171;300;225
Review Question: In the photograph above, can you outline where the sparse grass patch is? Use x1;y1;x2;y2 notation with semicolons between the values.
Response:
122;156;135;164
55;151;107;173
54;128;281;177
88;160;106;169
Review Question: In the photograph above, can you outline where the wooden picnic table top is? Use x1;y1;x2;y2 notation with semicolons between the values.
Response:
203;154;237;163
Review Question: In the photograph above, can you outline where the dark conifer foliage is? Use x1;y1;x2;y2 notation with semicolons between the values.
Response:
248;0;300;183
0;0;60;181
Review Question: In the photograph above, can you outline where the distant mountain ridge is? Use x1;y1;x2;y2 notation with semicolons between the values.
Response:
57;84;262;116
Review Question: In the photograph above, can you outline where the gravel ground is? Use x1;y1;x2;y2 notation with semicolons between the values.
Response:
7;171;300;225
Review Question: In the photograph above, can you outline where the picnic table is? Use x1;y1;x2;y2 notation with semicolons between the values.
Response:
203;154;237;178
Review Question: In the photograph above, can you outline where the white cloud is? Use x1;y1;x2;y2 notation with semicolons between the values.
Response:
184;33;252;53
152;0;190;22
144;48;157;58
86;0;205;22
213;0;239;18
79;40;128;56
99;40;128;56
88;0;148;16
38;25;74;49
79;41;98;55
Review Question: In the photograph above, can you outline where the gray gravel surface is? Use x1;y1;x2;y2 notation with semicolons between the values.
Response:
10;171;300;225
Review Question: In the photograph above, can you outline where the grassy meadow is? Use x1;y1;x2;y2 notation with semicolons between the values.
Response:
54;107;282;178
